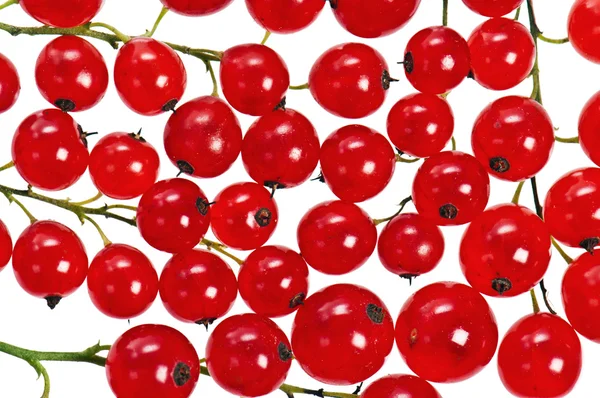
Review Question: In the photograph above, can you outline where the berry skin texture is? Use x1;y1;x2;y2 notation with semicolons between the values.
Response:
297;201;377;275
320;125;395;202
412;151;490;226
239;245;309;317
89;132;160;200
472;96;554;181
578;91;600;166
245;0;325;33
136;179;211;254
468;18;535;91
220;44;289;116
12;109;88;191
106;324;200;398
461;0;523;17
569;0;600;64
211;182;278;250
361;374;442;398
160;0;233;16
387;93;454;158
12;221;88;309
292;284;394;385
460;204;551;297
0;220;12;272
19;0;103;28
0;53;20;114
114;38;187;116
87;244;158;319
159;249;237;326
242;108;320;189
331;0;420;38
498;313;582;397
35;36;108;112
396;282;498;382
309;43;392;119
403;26;470;95
164;96;242;178
206;313;293;397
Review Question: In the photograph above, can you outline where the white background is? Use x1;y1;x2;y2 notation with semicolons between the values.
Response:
0;0;594;397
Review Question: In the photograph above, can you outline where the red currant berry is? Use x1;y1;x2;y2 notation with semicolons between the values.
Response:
297;201;377;275
239;245;309;317
206;313;292;396
242;108;320;189
164;96;242;178
106;324;199;398
387;93;454;158
472;96;554;181
468;18;535;90
87;244;158;319
0;53;20;114
35;36;108;112
578;90;600;166
292;284;394;385
136;179;211;254
309;43;392;118
159;249;237;327
403;26;470;94
245;0;325;33
220;44;289;116
461;0;523;17
361;374;442;398
569;0;600;63
20;0;103;28
211;182;278;250
412;151;490;226
89;132;160;200
396;282;498;382
12;221;88;309
12;109;89;191
160;0;233;16
0;220;12;272
114;38;186;116
498;313;582;397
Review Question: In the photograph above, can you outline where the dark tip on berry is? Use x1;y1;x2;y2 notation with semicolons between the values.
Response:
162;99;178;112
580;237;599;254
381;70;399;90
328;0;338;9
172;362;191;386
467;70;474;79
274;97;286;111
264;180;285;190
176;160;194;176
439;203;458;220
55;98;75;112
366;303;384;324
196;198;211;216
491;277;512;295
409;328;418;347
490;157;510;173
128;129;146;143
278;342;293;362
45;296;62;310
289;292;306;308
196;317;217;331
254;208;272;227
400;274;418;286
402;52;414;74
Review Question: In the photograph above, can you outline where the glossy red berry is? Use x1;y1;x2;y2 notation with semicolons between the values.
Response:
361;374;442;398
211;182;278;250
160;0;233;16
297;201;377;275
309;43;392;119
0;53;20;114
0;220;12;272
89;132;160;200
569;0;600;63
164;96;242;178
403;26;470;94
461;0;523;17
35;36;108;112
578;91;600;166
106;324;199;398
136;179;211;254
220;44;289;116
20;0;103;28
12;221;88;309
468;18;535;90
396;282;498;382
159;249;237;327
206;313;292;397
412;151;490;226
245;0;325;33
292;284;394;385
498;313;582;397
386;93;454;158
12;109;89;191
320;125;395;202
87;244;158;319
114;38;187;116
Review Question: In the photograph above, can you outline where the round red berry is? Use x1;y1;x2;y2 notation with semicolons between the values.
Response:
245;0;325;33
20;0;103;28
578;90;600;166
569;0;600;63
361;374;442;398
0;220;12;272
160;0;233;15
461;0;523;17
0;53;20;114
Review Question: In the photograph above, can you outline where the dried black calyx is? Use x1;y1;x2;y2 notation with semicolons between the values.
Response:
400;274;419;286
439;204;458;220
289;292;306;308
328;0;338;9
196;318;217;331
467;70;474;79
45;296;62;310
311;171;325;183
254;208;272;227
196;198;212;216
278;342;293;361
77;124;98;149
176;160;194;176
366;303;384;324
401;52;414;74
489;157;510;173
172;362;191;386
128;128;146;143
580;237;599;254
491;277;512;295
381;70;399;90
264;181;285;190
274;97;287;111
162;99;178;112
55;98;76;112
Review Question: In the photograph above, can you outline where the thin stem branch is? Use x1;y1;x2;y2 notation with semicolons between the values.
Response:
205;61;219;97
530;289;540;314
145;6;169;37
88;22;131;43
526;0;542;104
451;136;456;151
70;191;103;206
539;279;557;315
200;238;244;265
530;177;543;219
289;83;309;90
395;154;421;163
554;135;579;144
514;5;521;20
538;34;569;44
261;30;271;45
5;194;37;224
512;181;525;204
0;0;18;11
442;0;448;26
551;237;574;264
82;215;112;247
373;196;413;226
0;160;14;172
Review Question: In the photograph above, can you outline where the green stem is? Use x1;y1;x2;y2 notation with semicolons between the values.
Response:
551;237;574;264
70;191;103;206
200;238;244;265
512;181;525;204
82;215;112;247
261;30;271;45
442;0;448;26
554;135;579;144
31;360;50;398
206;61;219;97
538;34;569;44
289;83;309;90
4;194;37;224
530;289;540;314
88;22;131;43
0;0;18;11
514;5;521;20
395;154;421;163
526;0;542;104
373;196;413;226
0;160;14;172
145;6;169;37
451;136;456;151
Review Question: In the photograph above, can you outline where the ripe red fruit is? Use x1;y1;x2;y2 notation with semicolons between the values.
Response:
19;0;103;28
468;18;535;90
387;93;454;158
297;201;377;275
159;249;237;327
0;53;20;114
309;43;392;118
164;96;242;178
320;125;395;202
498;313;582;397
578;91;600;166
292;284;394;385
12;221;88;309
12;109;88;191
412;151;490;226
206;313;292;396
472;96;554;181
361;374;442;398
87;244;158;319
220;44;289;116
403;26;470;94
106;324;199;398
35;36;108;112
396;282;498;382
239;246;308;318
461;0;523;17
160;0;233;16
114;38;187;116
245;0;325;33
0;220;12;272
569;0;600;63
136;179;211;253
